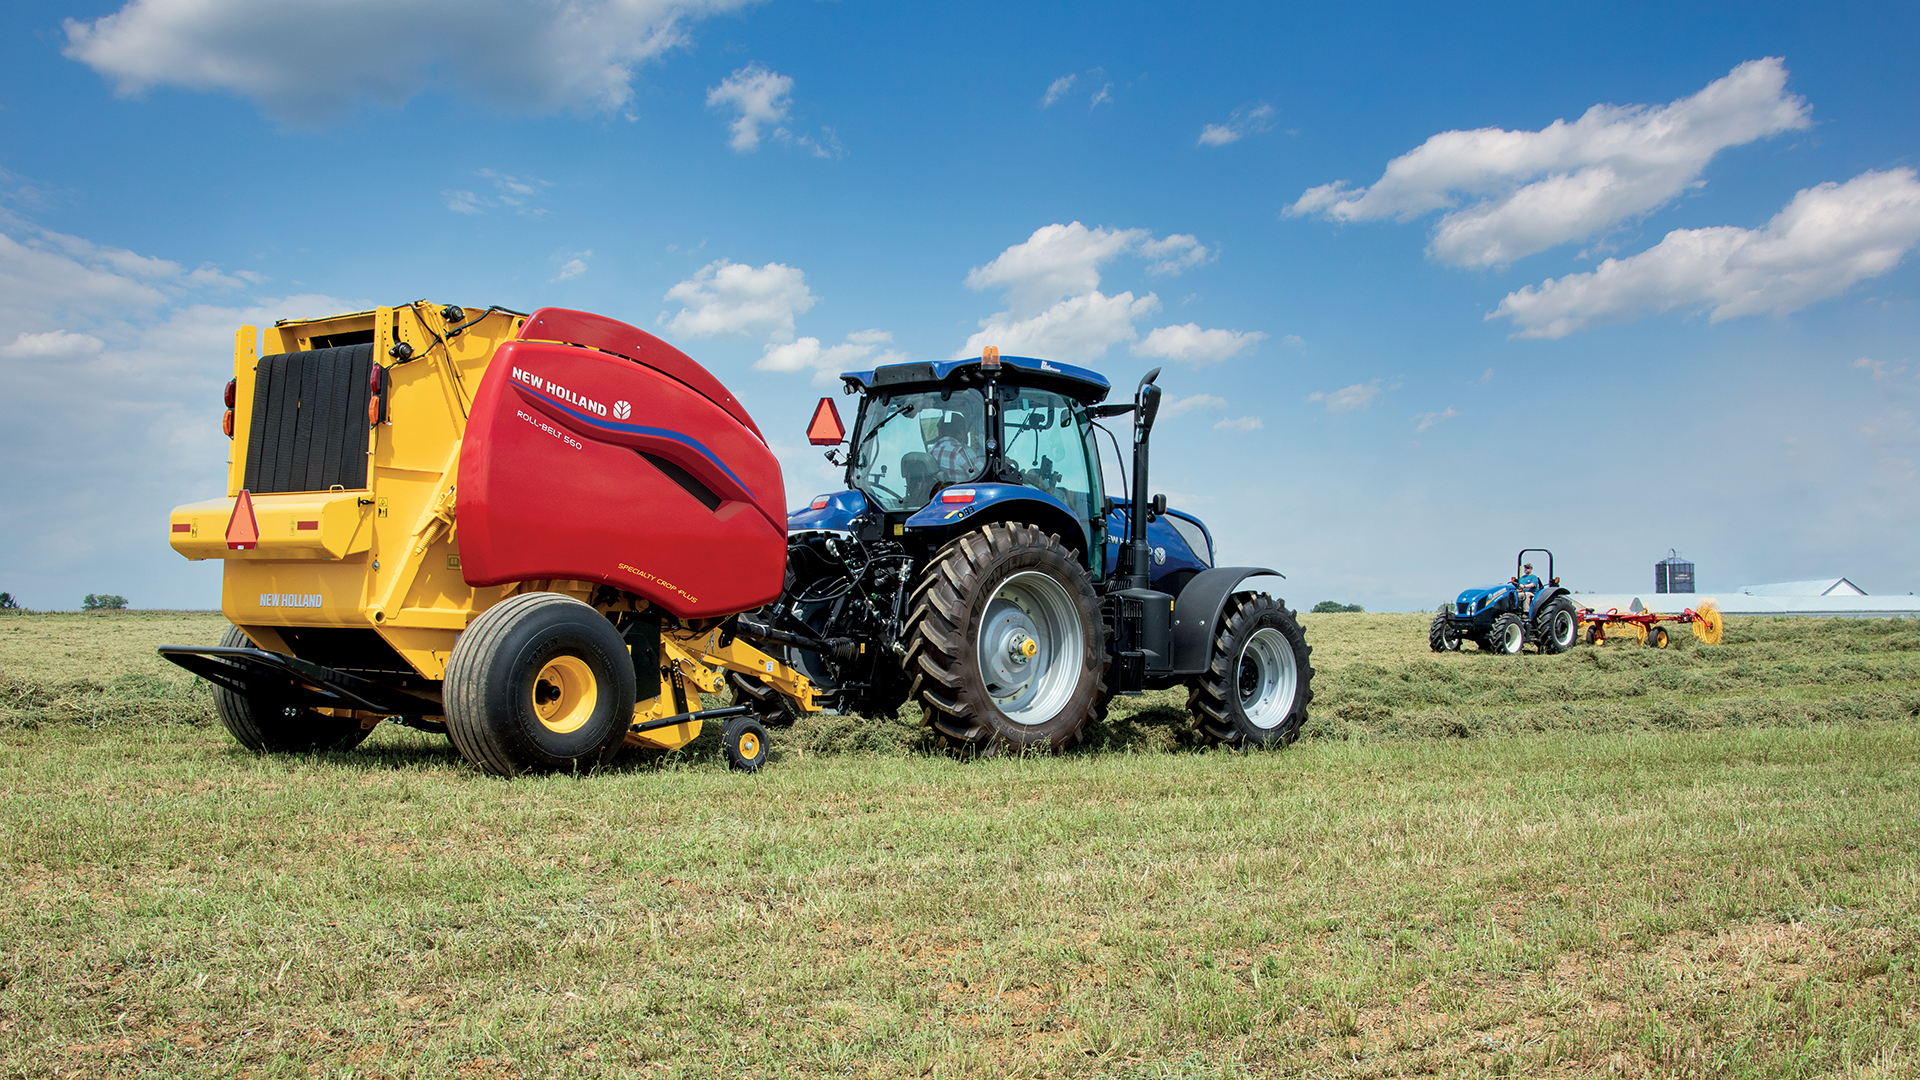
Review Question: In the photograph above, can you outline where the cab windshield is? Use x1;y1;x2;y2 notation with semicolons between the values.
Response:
851;388;987;512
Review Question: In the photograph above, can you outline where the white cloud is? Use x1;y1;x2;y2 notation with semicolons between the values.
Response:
1042;75;1076;108
1089;83;1112;110
966;222;1149;317
1854;357;1909;381
708;64;791;152
551;250;591;281
1412;407;1458;433
1282;334;1305;348
1159;393;1227;417
64;0;758;125
705;64;837;157
756;330;901;386
962;291;1159;364
662;259;815;341
1288;58;1812;266
441;169;552;216
1197;103;1274;147
1214;415;1264;432
958;222;1228;363
1138;234;1212;275
1133;323;1265;366
1491;168;1920;338
0;330;106;360
1309;380;1384;414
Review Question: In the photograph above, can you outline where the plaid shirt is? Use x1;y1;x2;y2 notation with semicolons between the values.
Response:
928;436;983;480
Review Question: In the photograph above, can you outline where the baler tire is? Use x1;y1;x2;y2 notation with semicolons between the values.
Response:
443;592;636;777
1188;593;1314;748
1535;597;1579;655
1487;612;1526;655
1428;614;1461;652
210;625;372;754
904;522;1106;753
722;716;771;772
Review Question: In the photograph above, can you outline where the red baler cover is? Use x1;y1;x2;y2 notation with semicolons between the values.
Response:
458;308;787;618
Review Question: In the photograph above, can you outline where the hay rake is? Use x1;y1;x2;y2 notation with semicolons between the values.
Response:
1578;598;1724;649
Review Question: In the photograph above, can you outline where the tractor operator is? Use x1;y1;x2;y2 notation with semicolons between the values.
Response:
1516;562;1541;606
927;414;983;482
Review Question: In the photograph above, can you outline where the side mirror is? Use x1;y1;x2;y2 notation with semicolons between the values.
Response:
1150;493;1167;518
807;397;845;446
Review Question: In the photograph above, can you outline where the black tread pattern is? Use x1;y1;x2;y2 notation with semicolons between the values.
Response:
1535;596;1578;654
1428;613;1460;652
210;625;371;753
443;591;632;777
1188;594;1314;748
902;522;1106;752
242;345;373;493
1486;612;1526;655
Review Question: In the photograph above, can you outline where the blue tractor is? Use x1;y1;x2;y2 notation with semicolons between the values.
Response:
730;350;1313;752
1429;548;1580;655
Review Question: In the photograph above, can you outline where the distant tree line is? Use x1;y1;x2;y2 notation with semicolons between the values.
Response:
1311;601;1365;614
82;594;129;610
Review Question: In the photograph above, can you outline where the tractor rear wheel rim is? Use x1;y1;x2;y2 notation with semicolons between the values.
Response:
532;655;598;734
1238;627;1298;730
977;570;1082;725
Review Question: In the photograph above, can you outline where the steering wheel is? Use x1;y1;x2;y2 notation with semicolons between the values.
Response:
864;476;903;500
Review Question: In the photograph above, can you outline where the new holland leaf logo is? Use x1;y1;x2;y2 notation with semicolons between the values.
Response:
613;400;632;420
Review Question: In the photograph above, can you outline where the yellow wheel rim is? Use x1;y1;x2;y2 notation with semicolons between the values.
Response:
737;730;761;760
532;655;598;734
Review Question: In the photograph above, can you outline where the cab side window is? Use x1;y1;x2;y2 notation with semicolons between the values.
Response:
1000;389;1094;521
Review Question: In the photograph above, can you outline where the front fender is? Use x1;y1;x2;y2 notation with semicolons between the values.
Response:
1167;567;1286;675
903;484;1089;554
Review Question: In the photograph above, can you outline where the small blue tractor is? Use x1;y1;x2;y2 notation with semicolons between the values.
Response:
731;349;1314;752
1429;548;1579;655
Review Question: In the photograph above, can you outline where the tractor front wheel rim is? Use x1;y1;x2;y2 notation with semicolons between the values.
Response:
978;571;1082;725
1238;627;1298;729
532;655;598;734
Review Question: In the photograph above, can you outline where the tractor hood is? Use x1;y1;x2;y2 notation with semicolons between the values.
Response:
1454;583;1514;613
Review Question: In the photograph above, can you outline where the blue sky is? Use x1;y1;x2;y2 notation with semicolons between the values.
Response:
2;0;1917;611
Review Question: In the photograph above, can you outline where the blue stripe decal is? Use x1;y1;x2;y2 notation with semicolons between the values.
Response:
520;386;754;497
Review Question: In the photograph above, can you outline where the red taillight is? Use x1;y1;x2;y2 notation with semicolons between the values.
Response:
939;488;976;503
810;496;830;510
223;378;236;408
222;409;234;438
368;365;387;425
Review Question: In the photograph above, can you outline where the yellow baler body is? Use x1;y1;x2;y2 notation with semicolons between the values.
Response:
168;301;814;752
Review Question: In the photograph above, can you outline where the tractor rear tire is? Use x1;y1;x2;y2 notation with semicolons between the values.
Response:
1190;593;1314;748
1535;597;1579;654
1486;612;1526;655
904;522;1106;752
1429;614;1461;652
444;592;637;777
211;626;373;754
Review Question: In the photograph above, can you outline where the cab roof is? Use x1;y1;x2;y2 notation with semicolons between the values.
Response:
841;355;1111;404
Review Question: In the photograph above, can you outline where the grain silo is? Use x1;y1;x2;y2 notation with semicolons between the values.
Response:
1656;550;1695;594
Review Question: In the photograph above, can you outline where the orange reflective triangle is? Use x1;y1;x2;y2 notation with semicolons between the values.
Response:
806;397;846;446
226;489;259;550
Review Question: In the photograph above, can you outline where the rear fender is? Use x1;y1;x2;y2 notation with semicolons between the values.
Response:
1166;567;1285;675
1529;585;1570;618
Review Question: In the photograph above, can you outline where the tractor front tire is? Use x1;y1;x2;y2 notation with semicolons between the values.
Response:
1190;593;1314;748
211;626;373;754
1429;614;1461;652
1535;597;1579;654
444;592;637;777
904;522;1106;752
1486;612;1526;655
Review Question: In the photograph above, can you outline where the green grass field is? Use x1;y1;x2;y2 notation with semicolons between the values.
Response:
1;610;1916;1078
